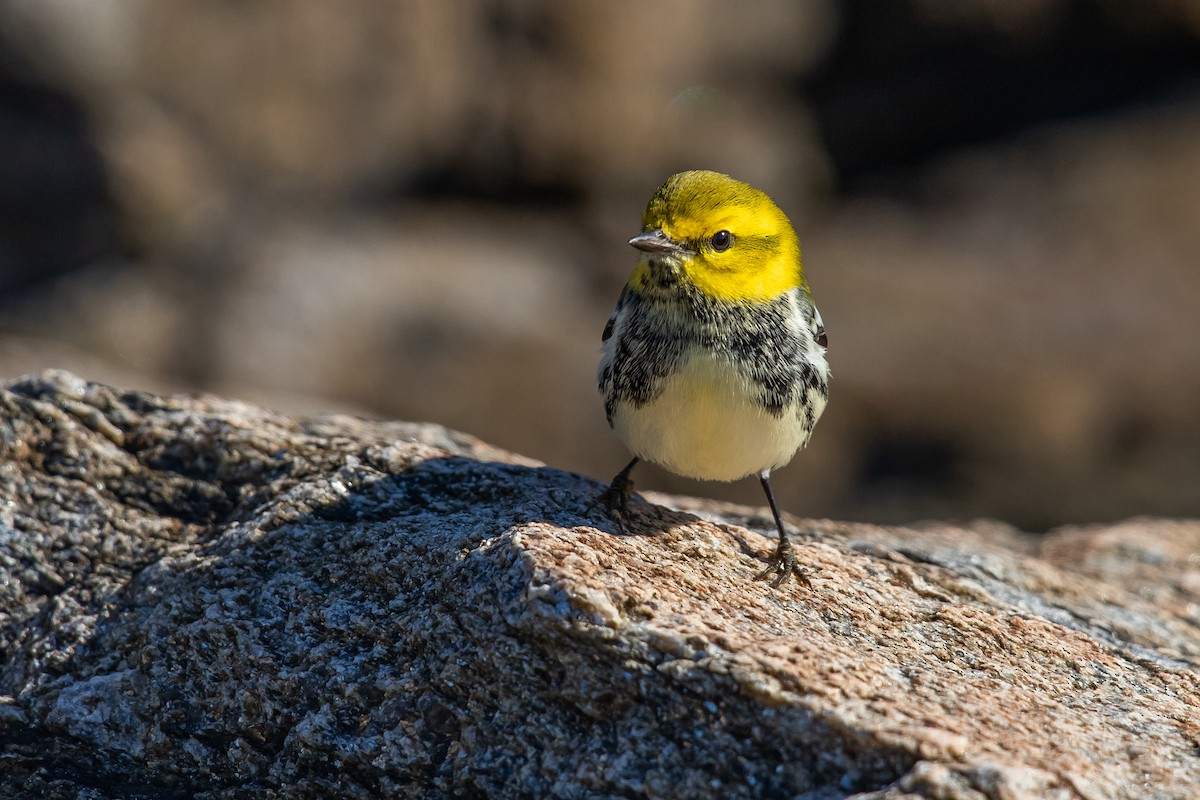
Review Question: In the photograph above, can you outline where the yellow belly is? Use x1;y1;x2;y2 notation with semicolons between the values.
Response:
610;352;810;481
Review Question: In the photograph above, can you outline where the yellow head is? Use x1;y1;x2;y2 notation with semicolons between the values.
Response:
629;170;805;304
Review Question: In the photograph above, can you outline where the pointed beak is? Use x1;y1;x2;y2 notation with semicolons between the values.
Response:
628;229;683;256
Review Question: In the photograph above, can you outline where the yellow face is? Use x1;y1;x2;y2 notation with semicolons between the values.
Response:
630;170;804;304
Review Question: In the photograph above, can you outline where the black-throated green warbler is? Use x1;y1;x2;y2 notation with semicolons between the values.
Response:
598;170;829;586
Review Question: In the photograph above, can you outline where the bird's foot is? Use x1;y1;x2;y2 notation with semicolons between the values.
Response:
755;536;816;588
593;462;638;534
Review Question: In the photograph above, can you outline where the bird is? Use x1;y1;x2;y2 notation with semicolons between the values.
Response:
597;170;829;586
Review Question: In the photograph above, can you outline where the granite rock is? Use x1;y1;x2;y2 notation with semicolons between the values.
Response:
1;371;1197;799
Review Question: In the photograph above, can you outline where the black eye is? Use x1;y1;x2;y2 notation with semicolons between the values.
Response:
710;230;732;252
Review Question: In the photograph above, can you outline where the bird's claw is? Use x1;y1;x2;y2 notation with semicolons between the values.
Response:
595;483;632;534
755;538;816;588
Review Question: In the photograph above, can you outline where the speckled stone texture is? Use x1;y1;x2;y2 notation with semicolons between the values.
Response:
1;371;1197;799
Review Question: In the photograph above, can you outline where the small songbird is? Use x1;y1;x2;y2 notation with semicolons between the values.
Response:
597;170;829;586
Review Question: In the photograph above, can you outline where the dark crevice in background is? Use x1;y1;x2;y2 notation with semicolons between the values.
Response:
853;432;967;506
0;44;120;298
395;161;584;210
802;0;1200;193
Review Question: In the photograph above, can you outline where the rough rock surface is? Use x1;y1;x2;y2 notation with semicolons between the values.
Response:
1;371;1198;799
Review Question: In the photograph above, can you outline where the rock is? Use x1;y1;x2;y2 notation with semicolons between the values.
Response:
0;370;1197;799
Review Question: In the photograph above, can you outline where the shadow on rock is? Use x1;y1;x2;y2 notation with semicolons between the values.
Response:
293;455;694;540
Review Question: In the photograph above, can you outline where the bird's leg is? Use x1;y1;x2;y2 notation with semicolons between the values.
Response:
598;457;639;533
753;473;813;588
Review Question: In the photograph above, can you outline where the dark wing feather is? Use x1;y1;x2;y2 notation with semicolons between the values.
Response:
602;286;632;342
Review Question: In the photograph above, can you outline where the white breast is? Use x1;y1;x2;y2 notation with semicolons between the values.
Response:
609;349;816;482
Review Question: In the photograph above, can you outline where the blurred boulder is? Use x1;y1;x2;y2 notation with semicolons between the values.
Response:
811;101;1200;526
1;0;1200;530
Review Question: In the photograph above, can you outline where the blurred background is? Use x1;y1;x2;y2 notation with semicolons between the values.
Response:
1;0;1199;530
